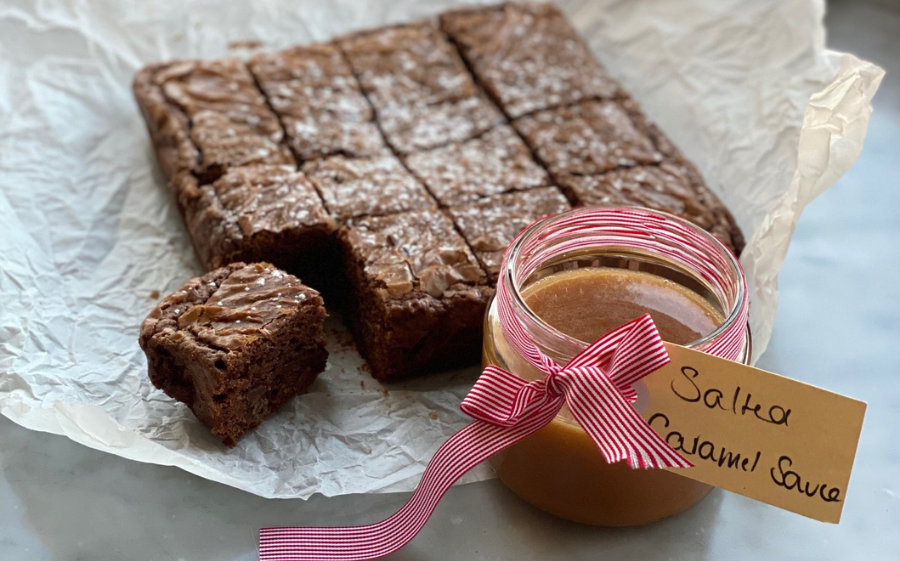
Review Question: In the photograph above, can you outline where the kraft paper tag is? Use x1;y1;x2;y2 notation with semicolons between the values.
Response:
638;343;866;523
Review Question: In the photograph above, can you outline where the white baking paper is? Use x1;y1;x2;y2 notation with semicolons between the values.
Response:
0;0;883;499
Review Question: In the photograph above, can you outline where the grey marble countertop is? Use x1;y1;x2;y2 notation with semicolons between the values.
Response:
2;1;898;559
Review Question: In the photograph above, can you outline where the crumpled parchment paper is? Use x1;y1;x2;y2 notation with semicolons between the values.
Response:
0;0;884;499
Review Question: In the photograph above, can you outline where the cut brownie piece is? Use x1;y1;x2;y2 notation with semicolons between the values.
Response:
302;155;435;219
440;2;619;119
341;22;479;108
339;210;491;380
133;59;294;183
174;166;337;280
341;22;503;153
448;187;571;282
404;125;550;206
375;98;504;155
248;43;388;161
139;262;328;447
560;162;745;255
513;99;664;178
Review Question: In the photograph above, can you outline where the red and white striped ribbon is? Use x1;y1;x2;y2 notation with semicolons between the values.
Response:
260;207;748;561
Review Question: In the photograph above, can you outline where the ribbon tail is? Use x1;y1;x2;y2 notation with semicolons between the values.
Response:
259;404;561;561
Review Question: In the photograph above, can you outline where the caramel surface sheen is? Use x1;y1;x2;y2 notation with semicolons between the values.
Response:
521;267;723;346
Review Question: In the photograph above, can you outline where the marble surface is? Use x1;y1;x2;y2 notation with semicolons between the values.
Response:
1;1;898;559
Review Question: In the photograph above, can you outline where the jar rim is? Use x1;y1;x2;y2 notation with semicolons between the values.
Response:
501;207;747;356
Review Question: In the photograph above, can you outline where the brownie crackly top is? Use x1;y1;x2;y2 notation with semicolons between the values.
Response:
302;155;435;219
135;59;294;182
249;43;388;161
342;210;488;299
448;187;570;281
514;99;664;177
140;262;322;352
176;165;336;271
440;2;619;118
404;125;550;206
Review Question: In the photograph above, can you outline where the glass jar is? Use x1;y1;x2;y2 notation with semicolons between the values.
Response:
483;207;751;526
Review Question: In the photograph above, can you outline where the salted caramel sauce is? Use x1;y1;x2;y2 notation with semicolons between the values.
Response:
484;266;726;526
522;267;723;347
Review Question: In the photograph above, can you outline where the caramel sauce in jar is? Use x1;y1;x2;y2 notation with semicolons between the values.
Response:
481;209;750;527
522;268;723;347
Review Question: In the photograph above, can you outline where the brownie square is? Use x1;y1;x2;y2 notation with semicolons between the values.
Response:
339;210;491;380
248;43;388;161
440;2;619;118
133;59;294;183
448;187;571;282
341;22;503;153
375;97;503;155
302;155;435;219
404;125;550;206
139;262;328;447
175;166;337;281
560;162;745;255
340;22;478;108
514;99;664;178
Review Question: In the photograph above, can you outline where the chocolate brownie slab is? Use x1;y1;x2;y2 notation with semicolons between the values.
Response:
404;125;550;206
139;262;328;447
513;99;664;178
339;210;491;380
133;59;294;183
175;166;337;277
560;162;745;254
440;2;619;119
341;22;503;153
447;187;570;282
248;43;388;161
302;155;435;219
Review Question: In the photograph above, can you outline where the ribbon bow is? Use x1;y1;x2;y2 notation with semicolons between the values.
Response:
463;313;691;469
260;314;690;561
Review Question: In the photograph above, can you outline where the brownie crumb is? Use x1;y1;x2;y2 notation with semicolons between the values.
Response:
229;40;265;50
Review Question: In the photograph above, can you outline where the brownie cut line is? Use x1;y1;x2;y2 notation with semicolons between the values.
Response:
440;2;620;118
340;22;504;154
248;43;389;162
404;125;551;206
302;154;437;220
174;166;338;281
448;187;571;282
139;262;328;447
513;99;665;178
133;59;294;184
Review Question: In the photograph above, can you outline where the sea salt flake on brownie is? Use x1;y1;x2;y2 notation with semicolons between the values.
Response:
175;166;336;276
302;154;436;219
341;22;503;153
133;59;294;183
514;99;663;177
249;43;388;161
339;210;491;380
404;125;550;205
448;187;571;282
440;3;619;118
